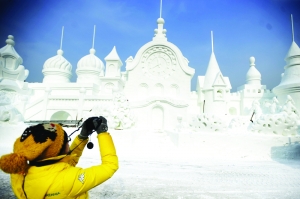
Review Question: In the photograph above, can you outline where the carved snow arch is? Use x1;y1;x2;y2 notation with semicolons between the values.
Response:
50;111;72;120
139;83;149;99
151;105;164;130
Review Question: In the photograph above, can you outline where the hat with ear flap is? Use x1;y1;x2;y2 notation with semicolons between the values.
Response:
0;123;66;174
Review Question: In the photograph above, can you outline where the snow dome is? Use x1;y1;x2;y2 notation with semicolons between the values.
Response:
76;48;104;84
246;56;261;85
42;49;72;83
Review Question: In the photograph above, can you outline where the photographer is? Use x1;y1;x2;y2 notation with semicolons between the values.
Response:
0;116;118;198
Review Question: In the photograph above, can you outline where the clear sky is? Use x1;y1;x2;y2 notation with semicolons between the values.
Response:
0;0;299;91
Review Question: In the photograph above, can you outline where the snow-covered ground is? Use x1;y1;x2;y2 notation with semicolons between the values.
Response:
1;123;300;199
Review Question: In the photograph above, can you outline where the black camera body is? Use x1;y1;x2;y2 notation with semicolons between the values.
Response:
84;117;99;133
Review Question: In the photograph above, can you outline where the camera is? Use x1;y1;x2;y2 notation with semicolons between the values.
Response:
84;117;99;132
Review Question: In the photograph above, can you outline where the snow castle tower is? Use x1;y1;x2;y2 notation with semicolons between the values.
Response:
197;32;231;115
123;11;195;130
236;56;274;115
0;35;31;122
273;15;300;110
0;35;30;93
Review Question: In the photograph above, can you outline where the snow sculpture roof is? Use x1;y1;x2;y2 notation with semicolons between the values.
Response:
279;41;300;86
125;17;194;77
203;52;223;89
105;46;123;65
285;41;300;60
77;48;104;69
246;56;261;85
273;39;300;97
76;48;104;82
0;35;29;82
42;49;72;83
105;46;120;60
0;35;23;69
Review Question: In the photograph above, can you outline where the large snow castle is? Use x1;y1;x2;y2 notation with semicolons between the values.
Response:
0;16;300;135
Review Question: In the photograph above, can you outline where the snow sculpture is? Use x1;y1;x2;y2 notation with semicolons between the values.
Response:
189;114;227;132
246;57;261;85
282;95;299;117
272;26;300;111
250;95;300;136
270;97;280;114
76;48;104;84
0;35;31;97
42;49;72;83
0;91;23;123
250;100;262;122
110;91;135;130
228;116;249;130
0;35;29;82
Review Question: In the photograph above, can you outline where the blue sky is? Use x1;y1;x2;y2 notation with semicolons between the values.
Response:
0;0;299;91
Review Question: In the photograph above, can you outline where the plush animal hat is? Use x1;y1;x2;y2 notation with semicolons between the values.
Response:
0;123;68;174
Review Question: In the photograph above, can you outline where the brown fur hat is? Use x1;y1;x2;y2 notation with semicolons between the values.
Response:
0;123;66;174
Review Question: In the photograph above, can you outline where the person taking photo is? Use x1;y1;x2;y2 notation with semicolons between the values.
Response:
0;116;118;198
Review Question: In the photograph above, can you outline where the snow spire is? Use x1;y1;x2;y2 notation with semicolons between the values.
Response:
291;14;294;42
160;0;163;18
92;25;96;49
60;26;64;50
211;31;214;53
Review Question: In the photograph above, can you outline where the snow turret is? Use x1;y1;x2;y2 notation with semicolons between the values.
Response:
246;56;261;85
0;35;29;82
104;46;122;77
200;31;231;115
273;15;300;111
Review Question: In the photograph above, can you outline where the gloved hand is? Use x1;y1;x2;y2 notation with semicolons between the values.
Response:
79;117;98;139
93;116;108;134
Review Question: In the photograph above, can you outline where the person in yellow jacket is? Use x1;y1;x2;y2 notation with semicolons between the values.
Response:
0;116;118;198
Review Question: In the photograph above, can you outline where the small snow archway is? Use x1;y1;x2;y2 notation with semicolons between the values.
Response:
151;106;164;131
50;111;72;120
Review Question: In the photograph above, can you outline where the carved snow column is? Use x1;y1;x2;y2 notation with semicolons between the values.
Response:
273;41;300;111
42;87;51;120
77;87;86;119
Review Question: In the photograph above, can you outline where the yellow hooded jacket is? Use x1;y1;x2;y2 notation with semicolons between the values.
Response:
10;133;118;199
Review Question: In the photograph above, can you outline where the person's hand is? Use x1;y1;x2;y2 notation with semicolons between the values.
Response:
93;116;108;134
79;117;98;139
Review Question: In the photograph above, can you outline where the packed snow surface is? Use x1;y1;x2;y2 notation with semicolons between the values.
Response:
1;123;300;199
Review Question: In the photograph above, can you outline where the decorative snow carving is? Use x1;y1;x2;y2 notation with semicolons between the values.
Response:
228;116;249;130
250;100;262;122
110;91;135;130
282;95;299;117
141;46;177;79
250;95;300;136
189;114;227;132
0;91;24;123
